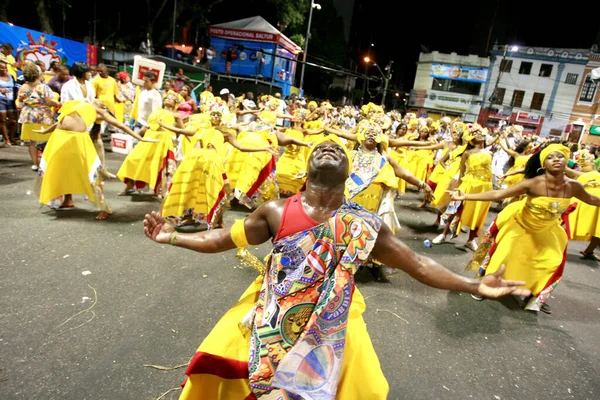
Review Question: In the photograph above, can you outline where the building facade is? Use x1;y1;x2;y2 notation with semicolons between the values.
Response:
479;45;589;136
566;52;600;145
408;51;490;122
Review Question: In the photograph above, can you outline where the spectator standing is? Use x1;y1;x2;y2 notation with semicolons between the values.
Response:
47;65;71;95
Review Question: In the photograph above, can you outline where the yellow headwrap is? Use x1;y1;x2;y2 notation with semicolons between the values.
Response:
357;120;383;144
540;144;570;166
306;134;353;174
308;101;318;110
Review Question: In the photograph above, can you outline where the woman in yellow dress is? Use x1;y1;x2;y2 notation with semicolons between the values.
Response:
227;122;310;209
412;125;467;212
453;143;600;313
496;138;533;208
388;122;410;194
35;100;155;220
158;108;278;230
275;109;315;196
432;125;493;250
567;167;600;261
117;91;183;198
406;125;436;186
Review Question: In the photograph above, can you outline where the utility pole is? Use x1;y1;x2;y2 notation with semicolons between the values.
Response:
486;45;517;123
381;60;394;106
299;0;319;96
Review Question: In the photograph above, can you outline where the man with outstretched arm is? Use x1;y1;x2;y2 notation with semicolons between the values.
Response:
143;137;530;399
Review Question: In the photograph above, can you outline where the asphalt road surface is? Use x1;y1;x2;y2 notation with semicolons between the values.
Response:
1;145;599;400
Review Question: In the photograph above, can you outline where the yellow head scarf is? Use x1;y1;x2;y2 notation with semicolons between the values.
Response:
306;134;353;174
540;143;570;166
308;101;318;110
357;120;383;144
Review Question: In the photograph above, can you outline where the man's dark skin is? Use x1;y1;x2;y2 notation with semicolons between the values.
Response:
144;142;530;298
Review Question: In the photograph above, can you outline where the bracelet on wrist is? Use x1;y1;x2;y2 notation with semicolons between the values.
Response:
169;231;178;246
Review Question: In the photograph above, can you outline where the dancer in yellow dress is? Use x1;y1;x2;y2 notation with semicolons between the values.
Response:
275;109;315;196
567;168;600;261
35;100;156;220
453;143;600;313
158;106;278;230
143;138;529;399
496;138;533;208
227;122;310;209
117;91;184;197
432;125;493;249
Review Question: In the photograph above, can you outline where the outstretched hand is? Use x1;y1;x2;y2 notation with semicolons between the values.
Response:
448;189;466;201
143;211;175;244
478;265;531;299
422;184;435;203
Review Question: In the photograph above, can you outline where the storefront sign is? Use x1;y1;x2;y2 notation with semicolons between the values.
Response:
424;92;473;113
430;64;488;83
590;124;600;135
516;111;541;125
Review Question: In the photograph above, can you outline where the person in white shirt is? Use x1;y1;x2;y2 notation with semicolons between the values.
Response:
274;92;287;127
239;91;257;124
61;61;96;103
134;71;163;136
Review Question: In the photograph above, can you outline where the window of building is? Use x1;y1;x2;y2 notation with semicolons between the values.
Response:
511;90;525;107
580;75;597;102
491;87;505;104
565;73;578;85
519;62;532;75
539;64;553;77
500;59;513;72
431;78;482;96
530;92;545;110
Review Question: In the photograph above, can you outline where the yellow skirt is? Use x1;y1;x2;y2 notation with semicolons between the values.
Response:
38;129;110;212
276;152;306;196
569;187;600;241
459;178;492;232
483;203;568;308
389;149;408;194
226;132;274;198
180;277;389;400
21;123;52;143
161;149;226;227
117;130;175;190
353;183;384;213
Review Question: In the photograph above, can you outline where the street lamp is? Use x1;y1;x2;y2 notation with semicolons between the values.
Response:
299;0;321;96
363;57;394;105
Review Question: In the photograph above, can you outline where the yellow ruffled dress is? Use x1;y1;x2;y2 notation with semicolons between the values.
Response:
470;196;571;311
503;155;531;187
430;145;466;209
116;109;177;195
458;151;493;232
426;147;449;185
161;127;227;228
226;128;278;208
38;101;110;212
569;171;600;241
276;128;307;196
179;277;389;400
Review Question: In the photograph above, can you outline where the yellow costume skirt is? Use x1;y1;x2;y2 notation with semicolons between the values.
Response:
458;178;492;232
276;152;306;196
354;182;384;213
226;132;277;208
407;149;432;186
38;129;110;212
569;174;600;241
389;149;408;194
469;197;571;311
180;276;389;400
161;149;227;228
21;123;52;143
116;130;176;194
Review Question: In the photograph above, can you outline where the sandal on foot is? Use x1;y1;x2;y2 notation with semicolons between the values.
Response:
540;303;552;314
118;189;135;196
580;251;599;261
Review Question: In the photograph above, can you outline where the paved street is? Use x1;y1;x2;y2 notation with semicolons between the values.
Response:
1;145;599;400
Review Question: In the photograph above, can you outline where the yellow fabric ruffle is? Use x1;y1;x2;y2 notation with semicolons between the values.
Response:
21;123;52;143
179;277;389;399
569;171;600;241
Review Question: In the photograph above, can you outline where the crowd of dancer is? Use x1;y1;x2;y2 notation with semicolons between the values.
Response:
3;52;600;399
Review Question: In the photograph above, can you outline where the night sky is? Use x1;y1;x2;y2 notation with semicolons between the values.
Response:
4;0;600;92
